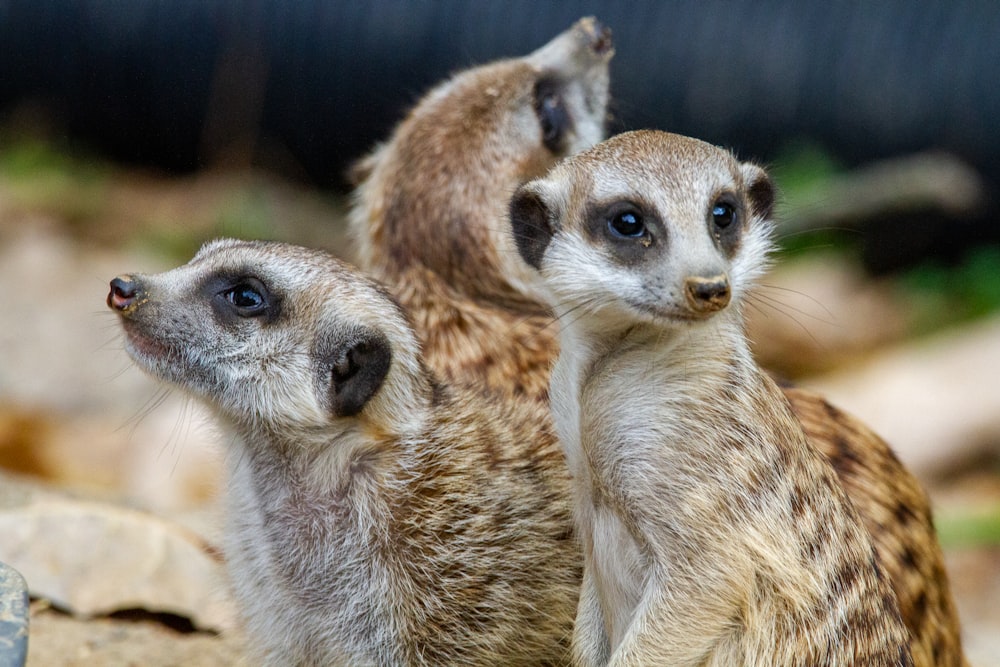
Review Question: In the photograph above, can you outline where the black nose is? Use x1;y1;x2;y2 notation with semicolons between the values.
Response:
684;274;731;313
108;276;141;311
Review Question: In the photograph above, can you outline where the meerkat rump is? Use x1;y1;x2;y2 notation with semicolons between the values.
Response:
349;18;965;667
107;239;579;666
510;129;913;666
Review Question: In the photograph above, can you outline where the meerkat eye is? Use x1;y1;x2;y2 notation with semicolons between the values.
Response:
608;210;647;238
712;201;737;229
222;281;268;317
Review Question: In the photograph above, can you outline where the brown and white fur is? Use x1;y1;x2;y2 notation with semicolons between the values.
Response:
348;18;965;667
511;130;913;666
107;239;579;666
350;16;613;399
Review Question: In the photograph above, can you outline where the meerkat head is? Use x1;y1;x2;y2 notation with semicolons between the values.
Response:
107;239;429;441
510;130;775;332
349;17;613;302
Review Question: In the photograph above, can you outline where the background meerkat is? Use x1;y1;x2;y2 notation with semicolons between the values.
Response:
107;239;579;666
348;18;965;666
350;16;613;400
511;129;912;666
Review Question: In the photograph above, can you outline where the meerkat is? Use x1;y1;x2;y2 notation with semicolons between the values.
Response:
107;238;580;666
348;18;964;666
509;129;913;666
349;16;613;399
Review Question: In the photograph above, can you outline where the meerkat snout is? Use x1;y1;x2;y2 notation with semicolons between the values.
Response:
108;275;142;312
684;273;730;313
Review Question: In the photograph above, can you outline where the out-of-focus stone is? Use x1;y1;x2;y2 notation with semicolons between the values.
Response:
805;315;1000;478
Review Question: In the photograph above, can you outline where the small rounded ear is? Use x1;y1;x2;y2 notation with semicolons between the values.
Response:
741;163;776;220
509;184;555;270
323;329;392;418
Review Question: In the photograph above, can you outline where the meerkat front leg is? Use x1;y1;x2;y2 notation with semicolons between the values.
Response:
605;577;736;667
573;566;612;667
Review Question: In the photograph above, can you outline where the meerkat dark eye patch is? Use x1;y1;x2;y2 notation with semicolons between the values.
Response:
708;193;744;256
533;77;571;153
319;329;392;418
586;200;661;266
208;274;280;324
509;187;554;271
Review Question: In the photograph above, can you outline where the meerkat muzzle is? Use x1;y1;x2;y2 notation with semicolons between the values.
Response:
684;274;731;313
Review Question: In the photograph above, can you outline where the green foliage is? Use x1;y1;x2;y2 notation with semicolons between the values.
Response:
0;137;111;223
138;187;278;261
769;142;860;257
768;141;843;200
902;246;1000;333
935;507;1000;549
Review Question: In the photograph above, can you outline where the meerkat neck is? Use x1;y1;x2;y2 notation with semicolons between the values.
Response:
551;310;754;468
561;307;750;385
226;419;414;503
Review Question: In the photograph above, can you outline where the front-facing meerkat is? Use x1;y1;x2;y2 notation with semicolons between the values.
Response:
511;130;913;665
107;239;578;666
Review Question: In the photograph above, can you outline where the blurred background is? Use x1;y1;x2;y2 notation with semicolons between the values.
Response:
0;1;998;664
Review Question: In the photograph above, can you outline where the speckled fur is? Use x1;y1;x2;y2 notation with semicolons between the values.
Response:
514;130;913;665
348;18;965;667
110;239;579;666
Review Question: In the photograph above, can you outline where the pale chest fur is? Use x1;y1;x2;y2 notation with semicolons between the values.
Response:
223;437;404;666
555;321;911;664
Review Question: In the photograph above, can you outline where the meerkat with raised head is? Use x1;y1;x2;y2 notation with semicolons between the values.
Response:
349;19;965;666
350;16;613;399
510;130;913;666
107;239;579;666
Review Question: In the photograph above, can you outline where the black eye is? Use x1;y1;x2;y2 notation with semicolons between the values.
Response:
223;282;267;317
608;210;646;238
712;201;737;229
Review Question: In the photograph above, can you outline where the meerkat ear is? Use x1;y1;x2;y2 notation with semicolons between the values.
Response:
323;329;392;418
510;184;556;270
741;163;776;220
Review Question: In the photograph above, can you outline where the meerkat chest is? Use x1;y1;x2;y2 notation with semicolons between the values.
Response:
223;451;398;661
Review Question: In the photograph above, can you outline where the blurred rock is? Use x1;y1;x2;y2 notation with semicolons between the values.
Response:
943;547;1000;667
0;561;29;667
0;472;234;633
0;223;224;513
748;252;909;377
805;315;1000;478
26;605;247;667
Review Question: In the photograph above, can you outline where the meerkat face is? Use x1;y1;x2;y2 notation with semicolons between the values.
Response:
510;130;775;329
108;239;422;435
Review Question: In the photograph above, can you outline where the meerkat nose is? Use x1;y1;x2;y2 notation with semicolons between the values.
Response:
108;275;141;312
684;274;731;313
